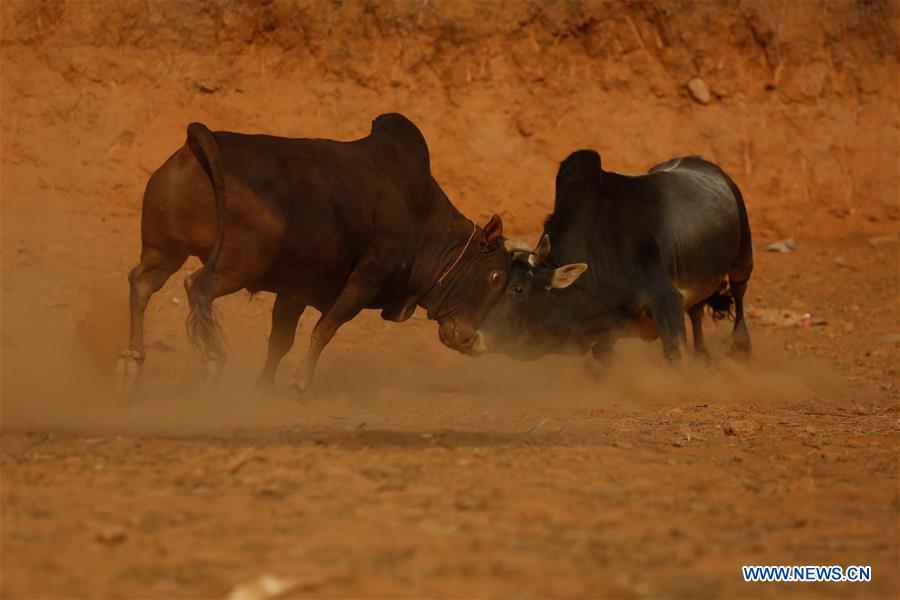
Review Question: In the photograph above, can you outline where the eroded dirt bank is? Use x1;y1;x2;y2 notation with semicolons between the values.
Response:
2;0;898;235
1;1;898;598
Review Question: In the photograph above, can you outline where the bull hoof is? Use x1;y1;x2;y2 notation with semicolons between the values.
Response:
664;351;682;362
289;378;309;395
115;349;142;393
201;353;223;383
729;344;751;361
584;359;610;380
255;375;275;391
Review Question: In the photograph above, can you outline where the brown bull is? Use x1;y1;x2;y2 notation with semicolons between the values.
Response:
118;113;510;392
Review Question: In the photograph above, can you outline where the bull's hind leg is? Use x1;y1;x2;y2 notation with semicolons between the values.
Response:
257;293;306;388
183;267;244;382
729;278;751;358
649;286;688;361
118;247;187;392
687;303;708;358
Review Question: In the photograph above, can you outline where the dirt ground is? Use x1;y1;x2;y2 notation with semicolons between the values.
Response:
1;1;899;599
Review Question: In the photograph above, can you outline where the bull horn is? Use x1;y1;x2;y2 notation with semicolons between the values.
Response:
511;250;533;264
504;239;534;253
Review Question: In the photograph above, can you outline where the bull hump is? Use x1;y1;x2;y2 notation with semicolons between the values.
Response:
370;113;430;166
372;113;417;131
559;150;601;177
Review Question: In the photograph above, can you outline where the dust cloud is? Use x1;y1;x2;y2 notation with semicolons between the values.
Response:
1;270;844;438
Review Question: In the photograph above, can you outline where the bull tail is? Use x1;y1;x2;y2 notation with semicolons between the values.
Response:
186;122;226;276
184;122;227;354
705;280;735;322
184;287;226;355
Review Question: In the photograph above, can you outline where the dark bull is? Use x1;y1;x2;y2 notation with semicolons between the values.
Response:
475;151;753;363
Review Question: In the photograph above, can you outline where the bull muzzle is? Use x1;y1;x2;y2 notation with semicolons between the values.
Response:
438;320;485;355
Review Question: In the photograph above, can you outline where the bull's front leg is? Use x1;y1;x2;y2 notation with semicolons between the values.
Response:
258;293;306;388
290;274;380;394
589;331;616;366
649;286;687;361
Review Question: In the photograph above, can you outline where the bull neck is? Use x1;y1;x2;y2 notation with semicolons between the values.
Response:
416;213;479;318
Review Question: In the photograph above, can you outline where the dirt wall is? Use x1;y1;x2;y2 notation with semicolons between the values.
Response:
2;4;900;598
2;0;898;239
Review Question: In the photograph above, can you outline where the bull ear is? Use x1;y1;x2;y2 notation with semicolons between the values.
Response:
550;263;588;289
480;214;503;251
531;234;551;266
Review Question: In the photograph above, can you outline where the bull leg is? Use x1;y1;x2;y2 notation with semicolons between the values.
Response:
650;287;687;361
729;279;751;358
117;248;187;392
183;266;245;382
687;303;708;358
291;275;379;394
590;331;616;366
257;293;306;388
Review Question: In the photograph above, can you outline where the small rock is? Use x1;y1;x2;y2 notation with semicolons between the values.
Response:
228;575;299;600
766;238;796;253
376;482;406;492
722;425;737;436
227;448;255;474
687;77;710;104
748;307;827;328
171;296;181;305
748;307;813;328
728;419;762;435
454;496;487;511
148;340;176;352
194;81;220;95
96;525;126;545
834;256;848;268
868;234;899;247
514;115;534;138
253;485;286;499
526;418;549;433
